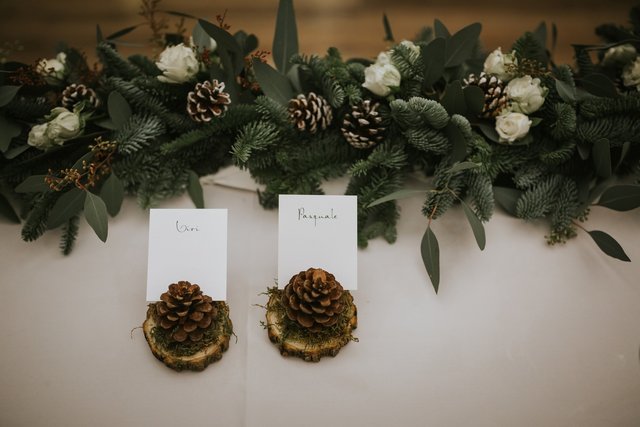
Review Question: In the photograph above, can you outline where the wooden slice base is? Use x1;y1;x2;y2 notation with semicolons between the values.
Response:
265;290;357;362
143;301;233;371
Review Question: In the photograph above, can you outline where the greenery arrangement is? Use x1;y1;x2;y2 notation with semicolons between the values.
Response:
1;0;639;293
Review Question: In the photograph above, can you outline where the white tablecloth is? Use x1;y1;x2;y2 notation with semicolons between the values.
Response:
1;167;638;427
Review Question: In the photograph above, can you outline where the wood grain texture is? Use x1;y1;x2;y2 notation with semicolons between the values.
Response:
0;0;635;66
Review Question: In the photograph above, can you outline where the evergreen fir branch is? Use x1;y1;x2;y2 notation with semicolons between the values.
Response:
579;94;640;120
350;142;408;176
160;125;217;154
549;178;579;233
539;139;576;166
576;115;640;147
390;43;422;79
514;163;548;189
515;174;562;220
465;172;494;222
115;114;165;155
573;46;596;76
322;77;346;108
549;103;577;140
96;42;142;80
255;96;291;128
127;54;161;77
422;160;465;219
6;96;52;121
59;214;80;255
232;121;280;163
21;192;60;242
404;127;449;154
343;83;363;106
511;32;547;64
408;97;450;129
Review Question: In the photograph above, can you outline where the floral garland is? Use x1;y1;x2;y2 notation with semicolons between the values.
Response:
1;0;639;292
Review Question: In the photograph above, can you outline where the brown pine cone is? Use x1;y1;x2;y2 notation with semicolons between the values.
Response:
341;100;386;149
156;281;217;343
288;92;333;134
463;72;508;118
61;83;100;109
186;79;231;123
281;268;345;332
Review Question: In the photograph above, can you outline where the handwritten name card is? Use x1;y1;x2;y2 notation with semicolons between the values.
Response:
146;209;227;301
278;195;357;290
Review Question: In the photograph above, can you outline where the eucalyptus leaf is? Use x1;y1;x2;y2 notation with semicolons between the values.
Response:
108;91;132;130
198;19;244;75
587;230;630;262
187;170;205;209
592;138;612;178
477;122;500;143
580;73;619;98
47;188;86;229
441;81;466;115
555;78;576;103
192;21;215;52
383;13;394;42
84;191;108;242
100;173;124;216
463;85;484;117
434;19;450;39
448;161;480;174
0;85;21;107
444;23;482;68
596;184;640;211
3;144;29;160
533;22;547;50
94;118;118;131
493;186;522;216
616;140;631;170
164;10;198;19
96;24;104;43
368;189;427;207
106;24;141;40
252;58;294;106
15;175;49;193
421;226;440;293
273;0;299;73
461;200;486;250
0;193;20;223
446;121;467;163
0;114;21;152
422;38;445;87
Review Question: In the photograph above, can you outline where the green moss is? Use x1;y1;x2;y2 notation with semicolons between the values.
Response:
150;301;232;357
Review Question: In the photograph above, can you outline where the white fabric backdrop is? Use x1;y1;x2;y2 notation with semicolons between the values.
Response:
1;167;638;427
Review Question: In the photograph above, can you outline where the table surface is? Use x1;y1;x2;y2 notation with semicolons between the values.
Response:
1;167;638;427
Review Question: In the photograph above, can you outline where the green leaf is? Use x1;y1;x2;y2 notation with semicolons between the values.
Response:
422;38;445;87
592;138;612;178
100;173;124;216
555;79;576;103
463;85;484;117
108;91;132;130
72;151;94;170
616;140;631;170
587;230;630;262
187;170;205;209
461;199;486;250
580;73;618;98
0;85;21;107
273;0;299;73
0;114;21;152
446;121;467;163
3;144;29;159
368;189;427;207
15;175;49;193
106;24;141;40
441;80;466;116
198;19;244;75
96;24;104;44
421;226;440;293
84;191;108;242
477;122;500;143
382;13;394;42
533;22;547;49
444;23;482;68
192;21;215;52
0;193;20;223
493;186;522;216
47;188;86;229
434;19;450;39
252;58;294;106
448;161;480;174
596;184;640;211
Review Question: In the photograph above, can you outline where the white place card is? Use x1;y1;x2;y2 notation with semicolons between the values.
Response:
146;209;227;301
278;195;357;290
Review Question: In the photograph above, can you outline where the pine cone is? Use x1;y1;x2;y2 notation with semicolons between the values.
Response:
156;281;217;343
186;80;231;123
341;100;386;149
463;72;508;118
288;92;333;134
61;83;100;109
281;268;345;332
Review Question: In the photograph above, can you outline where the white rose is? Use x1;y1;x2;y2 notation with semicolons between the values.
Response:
483;47;517;81
602;44;637;67
495;112;531;144
375;51;391;66
362;62;401;97
506;75;547;114
27;107;83;150
622;57;640;89
37;52;67;84
27;123;51;149
156;43;199;84
399;40;420;55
